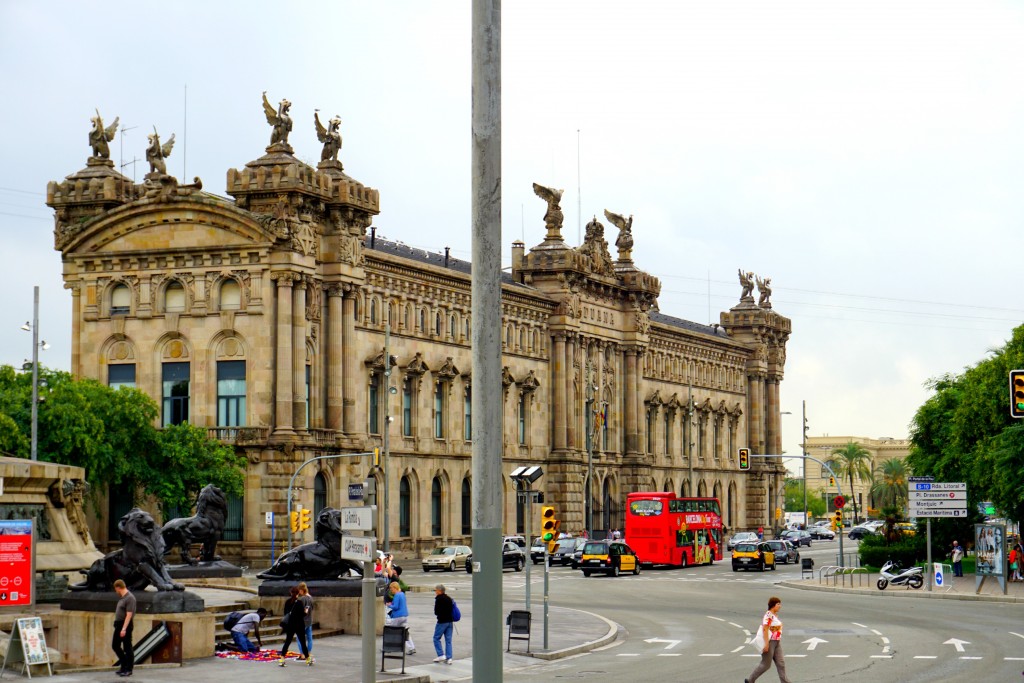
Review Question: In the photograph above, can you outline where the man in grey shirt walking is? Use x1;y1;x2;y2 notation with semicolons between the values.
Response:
112;579;136;677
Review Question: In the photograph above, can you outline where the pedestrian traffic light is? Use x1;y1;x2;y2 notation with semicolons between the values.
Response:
290;510;299;533
540;506;560;553
1011;370;1024;418
738;447;750;471
299;508;312;531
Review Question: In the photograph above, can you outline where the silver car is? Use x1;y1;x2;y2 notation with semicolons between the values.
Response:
727;532;759;551
421;545;472;572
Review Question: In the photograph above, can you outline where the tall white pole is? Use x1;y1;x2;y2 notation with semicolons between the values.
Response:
802;400;807;526
30;285;39;461
383;321;391;553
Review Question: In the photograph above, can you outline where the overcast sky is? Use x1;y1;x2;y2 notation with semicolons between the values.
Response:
3;1;1023;475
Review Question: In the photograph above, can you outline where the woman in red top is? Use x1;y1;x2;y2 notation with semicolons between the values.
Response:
746;596;791;683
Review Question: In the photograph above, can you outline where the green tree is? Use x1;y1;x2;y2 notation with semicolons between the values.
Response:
143;423;247;516
783;478;826;518
829;442;873;525
871;457;910;514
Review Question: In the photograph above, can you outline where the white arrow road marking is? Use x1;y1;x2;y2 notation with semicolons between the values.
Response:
1011;632;1024;640
944;638;970;653
707;616;725;622
803;637;828;651
851;622;867;628
643;638;681;649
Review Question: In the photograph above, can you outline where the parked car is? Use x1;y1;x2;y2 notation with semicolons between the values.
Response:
421;545;472;572
732;541;776;572
809;526;835;540
897;522;917;536
466;541;525;573
578;540;640;577
727;531;759;551
765;539;799;564
503;535;527;549
848;524;880;540
569;538;589;568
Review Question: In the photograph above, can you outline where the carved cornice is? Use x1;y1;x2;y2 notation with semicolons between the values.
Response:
436;357;460;381
518;370;540;394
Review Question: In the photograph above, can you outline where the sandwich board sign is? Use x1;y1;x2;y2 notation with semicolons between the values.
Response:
1;616;52;678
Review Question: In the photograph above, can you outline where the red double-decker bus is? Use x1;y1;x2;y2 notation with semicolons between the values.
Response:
624;492;723;567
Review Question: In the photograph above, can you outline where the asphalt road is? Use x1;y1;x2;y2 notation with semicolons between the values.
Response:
494;539;1024;682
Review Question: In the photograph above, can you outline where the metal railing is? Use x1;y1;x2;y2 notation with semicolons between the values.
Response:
818;565;871;588
207;426;269;444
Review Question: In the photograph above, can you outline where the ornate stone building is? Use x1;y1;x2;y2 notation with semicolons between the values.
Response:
46;104;790;562
804;435;910;519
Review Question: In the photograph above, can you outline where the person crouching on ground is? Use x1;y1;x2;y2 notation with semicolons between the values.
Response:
230;608;266;653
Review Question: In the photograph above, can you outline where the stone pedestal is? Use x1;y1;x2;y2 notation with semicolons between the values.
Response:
258;581;385;635
53;610;214;667
60;590;205;614
166;560;243;579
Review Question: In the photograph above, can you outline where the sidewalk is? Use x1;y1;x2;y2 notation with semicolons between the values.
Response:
38;579;617;683
781;570;1024;603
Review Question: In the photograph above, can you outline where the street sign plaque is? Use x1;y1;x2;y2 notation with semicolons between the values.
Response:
912;482;966;491
341;506;376;531
909;508;968;518
909;499;968;510
909;490;967;501
340;534;375;563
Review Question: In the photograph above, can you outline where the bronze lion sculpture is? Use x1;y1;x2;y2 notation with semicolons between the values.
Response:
161;484;228;564
71;507;184;592
257;507;363;580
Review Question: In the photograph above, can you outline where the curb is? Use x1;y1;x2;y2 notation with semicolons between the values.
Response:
522;607;620;661
780;579;1024;603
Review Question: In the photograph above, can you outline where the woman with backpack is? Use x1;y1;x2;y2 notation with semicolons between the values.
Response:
278;586;309;666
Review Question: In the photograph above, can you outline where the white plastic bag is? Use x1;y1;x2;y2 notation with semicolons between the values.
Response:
751;627;766;651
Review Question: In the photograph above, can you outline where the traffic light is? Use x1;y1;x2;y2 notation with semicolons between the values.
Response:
374;447;381;467
828;475;835;487
835;508;843;529
1011;370;1024;418
299;508;312;531
540;505;560;553
738;447;750;471
290;510;299;533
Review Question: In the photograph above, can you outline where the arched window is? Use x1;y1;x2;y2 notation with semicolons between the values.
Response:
220;280;241;310
434;381;446;438
431;477;442;536
464;317;470;339
518;394;527;445
314;472;327;518
435;312;442;336
370;298;377;324
404;304;411;330
399;476;411;537
461;478;471;535
388;302;396;326
450;314;456;338
505;326;513;348
164;282;185;313
111;284;131;315
519;328;525;350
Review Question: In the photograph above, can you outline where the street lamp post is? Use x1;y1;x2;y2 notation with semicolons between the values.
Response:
21;286;48;462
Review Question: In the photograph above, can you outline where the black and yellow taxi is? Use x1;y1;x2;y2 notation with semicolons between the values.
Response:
731;541;776;572
578;540;640;577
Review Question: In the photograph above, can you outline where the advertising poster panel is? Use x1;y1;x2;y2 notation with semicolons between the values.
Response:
0;520;33;607
975;523;1005;577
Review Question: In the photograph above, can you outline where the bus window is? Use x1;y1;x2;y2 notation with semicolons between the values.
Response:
684;501;695;512
697;500;708;512
676;529;694;547
710;500;721;515
629;500;663;516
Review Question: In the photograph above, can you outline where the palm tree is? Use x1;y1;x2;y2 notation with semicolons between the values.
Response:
870;457;910;514
829;442;873;525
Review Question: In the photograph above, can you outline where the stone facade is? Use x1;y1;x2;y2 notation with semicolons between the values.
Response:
805;435;910;518
47;116;790;563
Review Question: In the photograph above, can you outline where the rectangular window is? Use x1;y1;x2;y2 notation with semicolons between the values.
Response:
434;383;445;438
402;384;412;437
162;362;190;427
368;374;380;434
464;388;472;441
108;364;136;390
216;360;246;427
518;394;527;445
664;414;671;456
305;364;311;429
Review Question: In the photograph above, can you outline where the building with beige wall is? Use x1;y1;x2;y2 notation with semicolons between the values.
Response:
46;111;791;562
804;435;910;520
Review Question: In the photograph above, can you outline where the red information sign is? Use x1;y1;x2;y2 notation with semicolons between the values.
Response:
0;520;33;606
834;495;846;509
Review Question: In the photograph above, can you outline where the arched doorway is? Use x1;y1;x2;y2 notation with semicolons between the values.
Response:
461;477;471;536
313;471;328;519
399;476;411;537
431;476;443;536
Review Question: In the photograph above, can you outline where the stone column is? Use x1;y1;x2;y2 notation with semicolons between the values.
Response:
747;372;764;454
326;285;344;431
292;278;308;430
342;286;358;435
565;334;577;450
766;378;781;455
67;283;81;376
552;332;567;451
624;347;639;455
273;273;295;435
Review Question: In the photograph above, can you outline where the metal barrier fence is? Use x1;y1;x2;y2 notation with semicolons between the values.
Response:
818;565;871;588
933;562;954;592
834;552;860;568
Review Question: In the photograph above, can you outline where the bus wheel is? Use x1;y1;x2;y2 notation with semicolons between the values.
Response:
680;556;688;569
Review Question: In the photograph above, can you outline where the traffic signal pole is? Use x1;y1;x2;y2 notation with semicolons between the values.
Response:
285;451;374;550
749;452;846;567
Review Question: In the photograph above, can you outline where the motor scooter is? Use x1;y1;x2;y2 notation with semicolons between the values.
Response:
877;560;924;590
